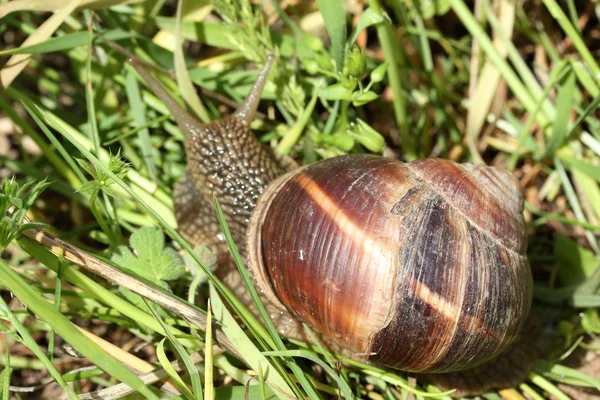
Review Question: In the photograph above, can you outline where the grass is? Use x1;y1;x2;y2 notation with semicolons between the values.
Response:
0;0;600;399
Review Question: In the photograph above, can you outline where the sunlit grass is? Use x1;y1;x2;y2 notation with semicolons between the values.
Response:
0;0;599;399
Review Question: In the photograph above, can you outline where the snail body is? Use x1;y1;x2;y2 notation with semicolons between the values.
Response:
129;55;532;384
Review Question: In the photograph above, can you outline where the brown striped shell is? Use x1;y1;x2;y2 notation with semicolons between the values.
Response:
247;154;532;373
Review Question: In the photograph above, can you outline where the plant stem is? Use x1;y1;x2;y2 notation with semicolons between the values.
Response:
369;0;413;160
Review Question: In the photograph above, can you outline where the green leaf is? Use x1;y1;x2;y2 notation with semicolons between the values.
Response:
319;133;355;152
352;91;379;106
0;354;11;400
316;0;347;71
554;235;598;286
320;83;353;101
174;0;210;123
413;0;451;19
111;226;185;288
581;309;600;334
350;118;385;153
558;150;600;184
370;61;388;83
0;29;137;56
125;69;157;181
349;8;384;45
544;70;576;158
535;360;600;391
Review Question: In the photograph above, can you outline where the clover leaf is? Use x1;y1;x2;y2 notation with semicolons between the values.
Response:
111;227;185;315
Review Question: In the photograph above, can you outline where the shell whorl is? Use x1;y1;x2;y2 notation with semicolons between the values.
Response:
247;154;532;373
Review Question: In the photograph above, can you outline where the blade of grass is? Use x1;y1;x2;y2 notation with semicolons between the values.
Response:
536;360;600;390
148;302;204;400
571;170;600;223
205;302;214;400
528;372;571;400
208;284;297;400
316;0;347;71
0;296;78;399
508;61;570;170
542;0;600;78
0;260;160;399
449;0;548;127
156;340;195;399
174;0;210;123
0;29;136;56
213;198;318;399
484;0;555;119
0;354;11;400
125;68;158;181
466;0;515;164
263;350;354;400
103;114;170;146
555;158;600;255
570;60;600;98
368;0;412;157
0;0;144;17
84;11;100;153
0;0;83;89
544;70;576;158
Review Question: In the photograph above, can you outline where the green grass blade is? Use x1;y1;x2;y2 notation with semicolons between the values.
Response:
125;68;158;181
0;296;78;399
0;0;83;88
263;350;354;399
205;302;214;400
0;260;159;400
156;338;195;400
0;29;136;56
449;0;547;126
542;0;600;78
174;0;210;123
16;237;202;350
544;70;576;158
149;302;204;400
316;0;347;71
84;11;101;153
0;354;11;400
208;284;297;400
212;197;321;399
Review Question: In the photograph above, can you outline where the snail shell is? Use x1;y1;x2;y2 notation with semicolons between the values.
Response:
126;53;533;380
247;154;532;373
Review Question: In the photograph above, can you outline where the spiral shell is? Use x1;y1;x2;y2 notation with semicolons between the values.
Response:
247;154;532;373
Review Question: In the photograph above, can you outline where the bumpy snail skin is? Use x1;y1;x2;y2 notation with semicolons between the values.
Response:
128;55;308;336
129;56;285;260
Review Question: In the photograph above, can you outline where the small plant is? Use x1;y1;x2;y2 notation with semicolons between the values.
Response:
0;178;50;251
111;226;185;314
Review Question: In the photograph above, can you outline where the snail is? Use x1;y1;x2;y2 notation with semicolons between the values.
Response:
128;55;533;395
